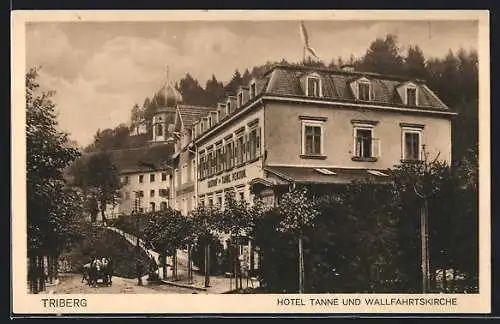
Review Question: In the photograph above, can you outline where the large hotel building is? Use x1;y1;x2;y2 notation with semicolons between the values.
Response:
105;63;454;221
175;63;454;211
98;63;454;275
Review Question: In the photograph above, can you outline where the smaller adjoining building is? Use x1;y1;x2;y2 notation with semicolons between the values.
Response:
170;104;215;216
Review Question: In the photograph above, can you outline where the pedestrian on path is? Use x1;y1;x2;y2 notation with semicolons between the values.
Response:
136;259;144;286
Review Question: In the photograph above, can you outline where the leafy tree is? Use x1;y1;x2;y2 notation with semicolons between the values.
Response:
190;205;221;285
241;69;252;86
301;56;326;68
215;194;264;289
130;103;144;128
70;151;121;224
358;34;405;75
142;209;192;280
178;73;207;106
27;67;83;252
224;69;243;95
276;187;320;293
26;67;85;292
405;45;427;79
205;75;226;106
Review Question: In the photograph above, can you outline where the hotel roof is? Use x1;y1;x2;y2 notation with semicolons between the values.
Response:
260;64;449;110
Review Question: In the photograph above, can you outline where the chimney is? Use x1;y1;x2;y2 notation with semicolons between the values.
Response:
340;64;355;72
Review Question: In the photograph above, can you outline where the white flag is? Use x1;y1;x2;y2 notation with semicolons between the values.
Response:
299;21;320;59
299;21;309;47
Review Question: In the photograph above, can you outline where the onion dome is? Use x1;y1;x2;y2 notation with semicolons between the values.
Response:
154;65;183;108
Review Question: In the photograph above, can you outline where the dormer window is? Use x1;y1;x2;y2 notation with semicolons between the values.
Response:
250;82;256;98
238;93;243;108
406;86;417;106
226;101;231;115
306;75;322;97
358;80;371;101
208;116;212;128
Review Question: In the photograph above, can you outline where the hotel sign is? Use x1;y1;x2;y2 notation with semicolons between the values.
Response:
208;169;247;188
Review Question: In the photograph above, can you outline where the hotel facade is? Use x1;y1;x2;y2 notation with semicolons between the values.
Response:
189;64;455;209
108;64;454;222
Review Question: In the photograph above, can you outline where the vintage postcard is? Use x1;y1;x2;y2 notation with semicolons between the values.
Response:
11;10;490;315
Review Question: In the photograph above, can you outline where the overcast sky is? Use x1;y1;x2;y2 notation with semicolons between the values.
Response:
26;20;478;147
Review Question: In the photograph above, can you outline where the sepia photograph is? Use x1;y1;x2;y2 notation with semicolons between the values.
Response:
11;10;490;314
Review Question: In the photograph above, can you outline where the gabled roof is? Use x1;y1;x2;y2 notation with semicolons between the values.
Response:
262;64;449;110
177;104;214;129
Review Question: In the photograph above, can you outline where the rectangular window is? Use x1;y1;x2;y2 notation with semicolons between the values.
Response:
122;176;130;184
136;190;144;198
182;198;187;216
307;78;321;97
198;152;205;179
139;175;144;183
150;174;155;182
404;131;421;161
181;164;187;184
161;172;167;181
237;135;244;165
303;123;323;156
150;202;156;212
217;195;223;206
355;128;373;158
206;149;214;176
208;198;213;207
239;192;245;201
191;159;196;182
238;93;243;108
216;144;222;173
225;140;233;170
156;124;163;137
249;128;257;160
407;88;417;106
175;169;180;187
358;82;370;101
199;199;205;207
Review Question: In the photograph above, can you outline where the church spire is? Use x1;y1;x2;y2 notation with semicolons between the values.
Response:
155;64;182;107
166;65;170;86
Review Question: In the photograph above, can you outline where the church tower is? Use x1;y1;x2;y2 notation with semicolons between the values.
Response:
152;66;181;144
